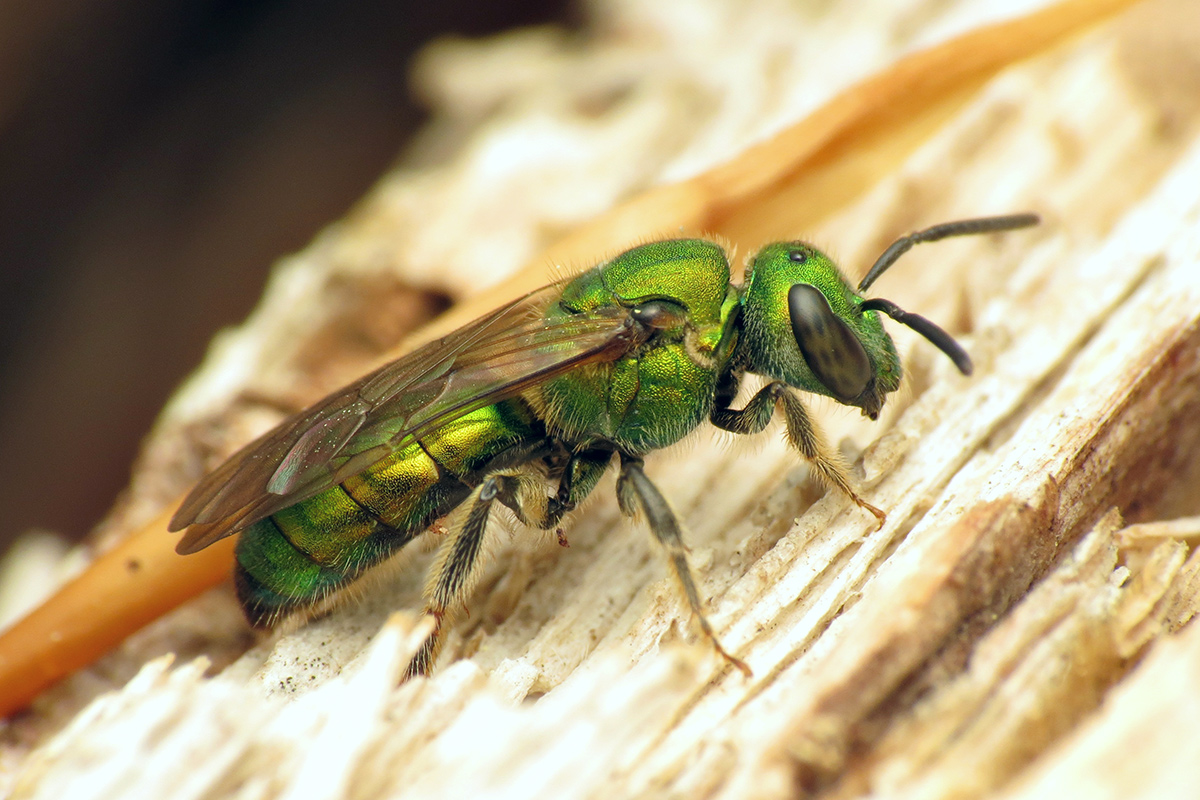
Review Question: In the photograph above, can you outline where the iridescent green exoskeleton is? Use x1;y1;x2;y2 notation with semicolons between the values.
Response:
171;214;1038;676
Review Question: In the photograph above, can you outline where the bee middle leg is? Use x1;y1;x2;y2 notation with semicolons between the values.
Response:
711;381;885;528
616;454;751;677
503;447;613;532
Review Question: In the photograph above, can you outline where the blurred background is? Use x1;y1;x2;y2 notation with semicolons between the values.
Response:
0;0;571;552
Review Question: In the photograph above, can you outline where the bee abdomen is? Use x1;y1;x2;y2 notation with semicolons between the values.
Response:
231;402;541;627
233;520;347;628
233;442;466;626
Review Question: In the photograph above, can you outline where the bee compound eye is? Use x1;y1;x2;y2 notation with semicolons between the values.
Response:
787;283;873;402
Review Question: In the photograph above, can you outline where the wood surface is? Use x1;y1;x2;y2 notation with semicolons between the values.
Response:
4;0;1199;797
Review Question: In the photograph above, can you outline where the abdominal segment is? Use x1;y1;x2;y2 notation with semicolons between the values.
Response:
232;400;540;627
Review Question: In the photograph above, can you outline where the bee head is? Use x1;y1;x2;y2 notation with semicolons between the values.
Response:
740;241;901;420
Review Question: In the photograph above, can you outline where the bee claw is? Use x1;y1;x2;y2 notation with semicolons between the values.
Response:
862;501;887;531
715;641;753;678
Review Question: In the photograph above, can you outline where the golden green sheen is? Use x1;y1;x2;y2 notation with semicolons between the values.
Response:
341;439;440;525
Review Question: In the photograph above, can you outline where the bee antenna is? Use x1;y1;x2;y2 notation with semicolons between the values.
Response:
857;213;1040;292
860;297;973;376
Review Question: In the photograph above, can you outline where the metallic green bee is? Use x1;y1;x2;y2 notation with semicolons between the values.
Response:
171;213;1037;676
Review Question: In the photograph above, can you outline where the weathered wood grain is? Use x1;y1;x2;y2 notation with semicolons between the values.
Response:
4;0;1199;798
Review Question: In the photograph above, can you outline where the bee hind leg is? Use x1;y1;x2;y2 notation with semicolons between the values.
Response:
405;475;505;679
406;450;619;678
616;454;751;677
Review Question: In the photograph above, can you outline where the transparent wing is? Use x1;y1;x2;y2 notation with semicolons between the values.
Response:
172;282;637;553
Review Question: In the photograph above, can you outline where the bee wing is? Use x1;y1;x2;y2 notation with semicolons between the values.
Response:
172;283;636;553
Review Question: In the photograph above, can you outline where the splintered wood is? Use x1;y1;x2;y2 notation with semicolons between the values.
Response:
4;0;1200;798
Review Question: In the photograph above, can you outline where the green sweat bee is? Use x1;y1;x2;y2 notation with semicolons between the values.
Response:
171;213;1038;676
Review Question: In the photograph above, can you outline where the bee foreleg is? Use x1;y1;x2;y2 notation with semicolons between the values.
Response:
709;380;780;435
616;455;751;677
775;388;886;529
711;382;885;528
